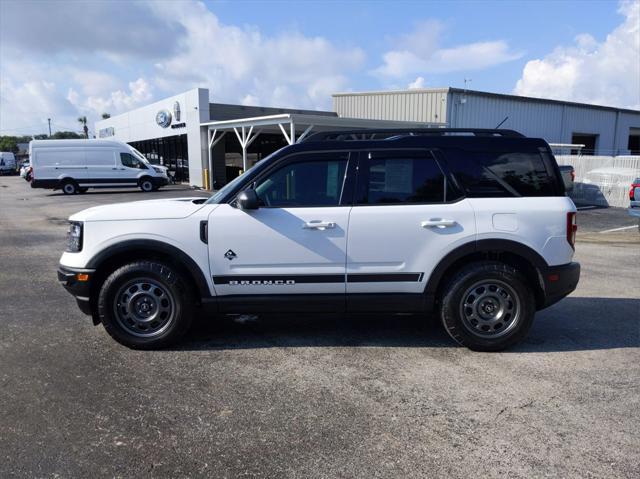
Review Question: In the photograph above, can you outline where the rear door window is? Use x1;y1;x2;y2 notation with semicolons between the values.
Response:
446;148;559;197
357;150;446;204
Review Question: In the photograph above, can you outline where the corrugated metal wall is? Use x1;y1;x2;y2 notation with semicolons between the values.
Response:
333;89;640;154
333;90;448;123
447;91;640;154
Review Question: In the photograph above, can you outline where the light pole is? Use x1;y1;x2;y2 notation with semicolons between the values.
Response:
47;118;52;137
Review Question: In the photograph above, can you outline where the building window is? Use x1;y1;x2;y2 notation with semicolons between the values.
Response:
571;133;598;156
129;134;189;182
628;128;640;155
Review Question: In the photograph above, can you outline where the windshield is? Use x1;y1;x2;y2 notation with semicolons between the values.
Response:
207;168;255;204
205;147;284;204
129;146;151;164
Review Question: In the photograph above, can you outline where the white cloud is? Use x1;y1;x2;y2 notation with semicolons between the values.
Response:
514;1;640;109
0;78;79;134
408;77;427;89
145;1;365;109
0;0;365;134
79;78;154;115
0;0;185;59
373;21;522;79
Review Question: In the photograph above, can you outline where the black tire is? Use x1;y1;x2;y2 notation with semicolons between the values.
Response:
60;179;79;195
139;177;154;192
97;261;194;349
439;261;535;352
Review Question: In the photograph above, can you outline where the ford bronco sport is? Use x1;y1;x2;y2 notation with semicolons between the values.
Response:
58;129;580;351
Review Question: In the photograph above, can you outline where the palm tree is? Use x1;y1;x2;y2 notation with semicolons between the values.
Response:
101;113;111;119
78;116;89;139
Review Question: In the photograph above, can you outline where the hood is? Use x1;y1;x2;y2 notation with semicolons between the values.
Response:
69;197;209;222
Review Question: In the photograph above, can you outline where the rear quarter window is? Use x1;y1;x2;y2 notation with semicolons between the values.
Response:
446;148;560;197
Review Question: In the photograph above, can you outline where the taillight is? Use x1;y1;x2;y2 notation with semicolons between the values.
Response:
567;212;577;249
630;182;639;201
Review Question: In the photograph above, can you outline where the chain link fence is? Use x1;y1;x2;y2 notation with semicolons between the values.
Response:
555;154;640;208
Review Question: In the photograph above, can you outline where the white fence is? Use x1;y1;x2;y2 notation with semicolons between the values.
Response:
555;155;640;208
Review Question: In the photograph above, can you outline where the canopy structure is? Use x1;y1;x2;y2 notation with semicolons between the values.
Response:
201;113;445;185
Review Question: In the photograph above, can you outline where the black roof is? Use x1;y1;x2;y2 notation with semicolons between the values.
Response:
302;128;524;142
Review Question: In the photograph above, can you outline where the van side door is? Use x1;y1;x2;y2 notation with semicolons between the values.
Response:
345;149;476;310
84;148;118;185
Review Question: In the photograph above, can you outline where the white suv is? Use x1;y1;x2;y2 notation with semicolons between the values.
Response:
58;129;580;351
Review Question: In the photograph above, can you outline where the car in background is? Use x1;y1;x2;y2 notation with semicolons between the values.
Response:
19;161;31;178
0;152;17;175
629;178;640;232
558;165;575;192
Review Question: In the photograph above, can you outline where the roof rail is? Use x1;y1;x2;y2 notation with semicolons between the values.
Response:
302;128;525;142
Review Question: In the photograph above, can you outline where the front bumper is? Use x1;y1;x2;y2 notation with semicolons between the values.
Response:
152;176;169;187
57;266;95;315
540;262;581;308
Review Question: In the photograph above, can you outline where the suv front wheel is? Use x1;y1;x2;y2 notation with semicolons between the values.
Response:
97;261;193;349
440;261;535;351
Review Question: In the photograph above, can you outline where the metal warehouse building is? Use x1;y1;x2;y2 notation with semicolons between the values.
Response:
333;88;640;155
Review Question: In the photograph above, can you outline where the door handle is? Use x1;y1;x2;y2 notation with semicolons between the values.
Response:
421;219;457;229
303;220;336;230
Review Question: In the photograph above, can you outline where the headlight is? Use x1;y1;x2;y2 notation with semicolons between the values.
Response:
153;166;166;174
66;221;83;252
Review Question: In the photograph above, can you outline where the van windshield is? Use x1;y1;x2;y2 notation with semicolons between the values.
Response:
129;147;150;164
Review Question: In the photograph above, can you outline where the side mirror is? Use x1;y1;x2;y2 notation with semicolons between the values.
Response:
237;189;260;210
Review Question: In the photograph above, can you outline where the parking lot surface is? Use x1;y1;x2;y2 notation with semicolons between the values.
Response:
1;176;639;478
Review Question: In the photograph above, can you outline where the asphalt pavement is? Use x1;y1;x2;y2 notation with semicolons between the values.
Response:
1;176;638;478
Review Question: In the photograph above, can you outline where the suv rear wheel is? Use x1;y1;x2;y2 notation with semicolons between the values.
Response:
439;261;535;351
97;261;193;349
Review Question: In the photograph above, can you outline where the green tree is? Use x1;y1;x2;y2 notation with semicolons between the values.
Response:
78;116;89;139
51;131;83;139
0;136;19;153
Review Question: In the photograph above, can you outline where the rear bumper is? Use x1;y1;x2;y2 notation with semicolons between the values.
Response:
31;179;58;189
629;206;640;218
57;266;95;315
540;262;580;309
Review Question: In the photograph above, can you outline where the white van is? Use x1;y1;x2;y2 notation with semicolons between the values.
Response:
29;139;169;194
0;152;17;175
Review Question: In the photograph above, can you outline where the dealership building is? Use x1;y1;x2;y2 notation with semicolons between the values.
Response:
95;87;640;189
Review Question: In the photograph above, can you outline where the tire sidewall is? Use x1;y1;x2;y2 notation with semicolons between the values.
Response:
139;177;154;192
98;262;192;349
61;180;78;195
441;263;535;351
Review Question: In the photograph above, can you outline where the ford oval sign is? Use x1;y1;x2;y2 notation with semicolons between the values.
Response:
156;109;172;128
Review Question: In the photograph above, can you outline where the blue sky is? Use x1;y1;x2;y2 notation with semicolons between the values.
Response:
209;0;623;93
0;0;638;136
